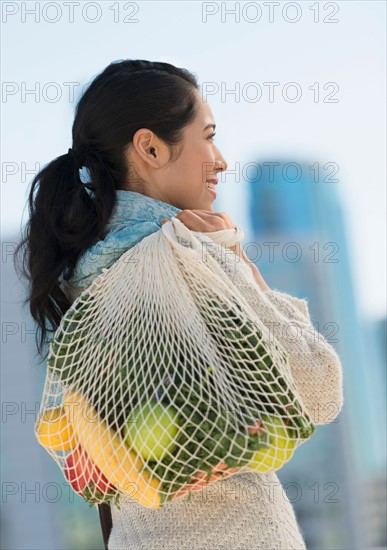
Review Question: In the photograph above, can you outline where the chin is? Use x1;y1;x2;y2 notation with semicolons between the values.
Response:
201;194;216;210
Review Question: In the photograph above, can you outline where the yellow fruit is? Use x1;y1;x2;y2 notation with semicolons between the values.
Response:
63;389;162;509
36;406;76;451
249;414;296;473
249;446;295;473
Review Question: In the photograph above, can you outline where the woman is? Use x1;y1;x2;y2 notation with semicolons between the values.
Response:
15;59;343;549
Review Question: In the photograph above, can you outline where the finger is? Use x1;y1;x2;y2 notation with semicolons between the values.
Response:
174;212;211;231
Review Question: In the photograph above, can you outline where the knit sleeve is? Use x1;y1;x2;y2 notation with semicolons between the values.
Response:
264;289;310;319
204;246;344;426
248;287;344;426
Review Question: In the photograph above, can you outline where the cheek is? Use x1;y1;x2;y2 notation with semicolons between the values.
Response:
182;154;206;181
201;153;217;180
178;143;215;182
196;145;216;171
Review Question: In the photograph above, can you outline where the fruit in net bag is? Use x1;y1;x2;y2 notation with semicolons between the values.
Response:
64;445;117;503
41;218;317;508
248;413;296;473
63;389;163;508
123;399;180;462
36;406;76;451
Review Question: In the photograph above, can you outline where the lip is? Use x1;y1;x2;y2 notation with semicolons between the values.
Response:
206;179;218;185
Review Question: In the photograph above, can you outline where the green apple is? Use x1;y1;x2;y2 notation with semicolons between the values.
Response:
123;399;180;462
249;414;296;473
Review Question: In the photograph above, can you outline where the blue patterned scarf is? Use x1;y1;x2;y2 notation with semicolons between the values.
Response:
68;190;182;289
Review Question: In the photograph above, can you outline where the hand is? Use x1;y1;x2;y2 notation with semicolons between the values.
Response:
161;210;236;232
161;210;246;263
161;209;243;258
161;211;270;291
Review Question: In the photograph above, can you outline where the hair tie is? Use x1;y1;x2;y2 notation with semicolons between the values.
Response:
67;147;94;195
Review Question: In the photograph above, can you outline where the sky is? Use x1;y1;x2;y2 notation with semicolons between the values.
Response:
1;0;386;319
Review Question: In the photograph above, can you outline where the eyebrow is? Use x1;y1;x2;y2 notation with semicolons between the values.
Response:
203;123;216;131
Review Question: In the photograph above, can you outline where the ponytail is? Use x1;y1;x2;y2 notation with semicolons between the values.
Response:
14;147;117;358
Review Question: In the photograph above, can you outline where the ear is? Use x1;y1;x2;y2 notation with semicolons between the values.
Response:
132;128;160;167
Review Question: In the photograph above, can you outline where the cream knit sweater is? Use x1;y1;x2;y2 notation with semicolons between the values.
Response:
61;277;344;550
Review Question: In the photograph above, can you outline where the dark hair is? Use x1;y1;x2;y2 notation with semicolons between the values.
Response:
14;59;200;358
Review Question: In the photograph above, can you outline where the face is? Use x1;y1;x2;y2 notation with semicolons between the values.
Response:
124;90;228;211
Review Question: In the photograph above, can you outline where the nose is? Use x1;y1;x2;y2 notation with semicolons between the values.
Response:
215;150;228;173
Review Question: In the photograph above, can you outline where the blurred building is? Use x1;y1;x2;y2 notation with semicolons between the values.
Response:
243;159;387;549
356;315;387;548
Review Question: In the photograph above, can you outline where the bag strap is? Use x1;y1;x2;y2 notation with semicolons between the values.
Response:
98;503;113;550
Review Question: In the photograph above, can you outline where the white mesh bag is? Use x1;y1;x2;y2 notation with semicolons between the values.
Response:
35;217;316;509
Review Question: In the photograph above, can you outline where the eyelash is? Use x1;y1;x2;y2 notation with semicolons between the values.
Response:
208;132;216;141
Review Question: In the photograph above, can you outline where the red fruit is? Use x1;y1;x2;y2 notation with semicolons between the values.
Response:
64;445;116;501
